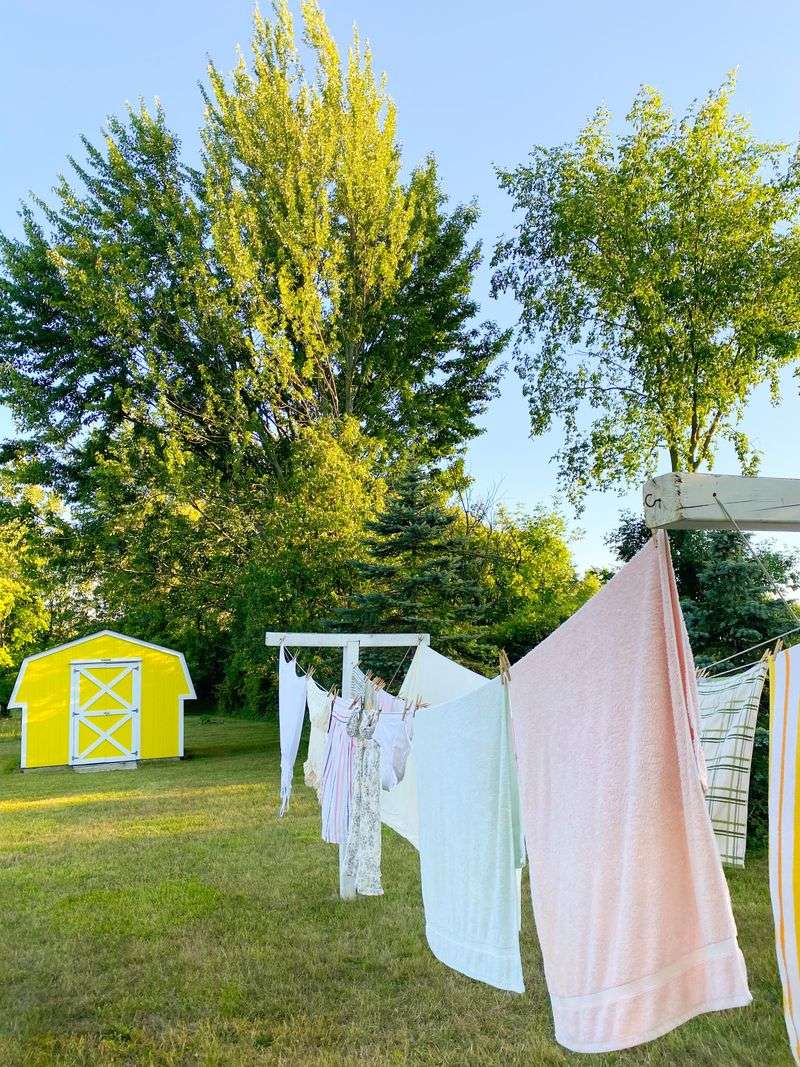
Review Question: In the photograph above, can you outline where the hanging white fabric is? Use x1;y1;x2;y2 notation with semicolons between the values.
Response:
278;645;308;816
304;675;334;800
381;645;486;848
698;659;768;867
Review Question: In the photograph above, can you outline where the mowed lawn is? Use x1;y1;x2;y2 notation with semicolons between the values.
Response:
0;715;791;1066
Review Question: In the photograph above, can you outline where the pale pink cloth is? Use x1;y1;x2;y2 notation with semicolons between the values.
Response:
510;531;750;1053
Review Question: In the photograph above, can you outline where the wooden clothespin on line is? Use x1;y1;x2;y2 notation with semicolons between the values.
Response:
498;649;512;685
774;638;784;657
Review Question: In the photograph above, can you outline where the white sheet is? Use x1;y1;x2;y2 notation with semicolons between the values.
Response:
381;645;486;848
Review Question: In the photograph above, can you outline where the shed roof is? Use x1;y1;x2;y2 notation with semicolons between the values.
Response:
8;630;197;708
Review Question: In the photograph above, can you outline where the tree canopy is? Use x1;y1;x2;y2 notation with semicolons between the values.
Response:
0;0;505;512
493;76;800;501
0;2;526;710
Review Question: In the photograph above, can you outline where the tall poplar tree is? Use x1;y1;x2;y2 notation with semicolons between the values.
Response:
0;0;505;502
0;2;506;705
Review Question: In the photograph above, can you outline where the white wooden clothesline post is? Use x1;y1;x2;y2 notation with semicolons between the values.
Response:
265;631;430;899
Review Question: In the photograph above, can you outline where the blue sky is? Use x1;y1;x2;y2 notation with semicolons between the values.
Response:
3;0;800;569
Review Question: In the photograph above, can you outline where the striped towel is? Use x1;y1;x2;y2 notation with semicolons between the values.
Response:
698;660;768;867
769;646;800;1064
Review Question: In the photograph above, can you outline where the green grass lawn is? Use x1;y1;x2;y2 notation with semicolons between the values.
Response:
0;715;791;1066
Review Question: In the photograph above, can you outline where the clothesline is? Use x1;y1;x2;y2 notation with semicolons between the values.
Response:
700;625;800;673
689;495;800;679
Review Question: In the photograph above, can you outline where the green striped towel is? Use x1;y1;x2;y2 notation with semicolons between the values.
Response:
698;660;768;868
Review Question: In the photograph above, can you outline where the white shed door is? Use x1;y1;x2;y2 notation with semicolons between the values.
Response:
70;660;141;766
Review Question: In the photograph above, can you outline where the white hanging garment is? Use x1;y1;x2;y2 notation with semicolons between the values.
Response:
380;645;486;848
304;675;334;800
278;646;308;816
343;706;384;895
372;686;414;791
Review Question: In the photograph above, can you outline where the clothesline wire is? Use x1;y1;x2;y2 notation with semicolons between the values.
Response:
282;639;414;696
384;643;413;693
700;624;800;674
713;494;800;627
696;495;800;678
704;655;770;680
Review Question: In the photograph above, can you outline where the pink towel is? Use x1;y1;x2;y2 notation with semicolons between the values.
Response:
510;531;750;1053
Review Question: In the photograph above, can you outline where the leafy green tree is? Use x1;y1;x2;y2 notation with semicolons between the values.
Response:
0;1;507;711
0;0;505;507
493;76;800;501
0;476;55;708
479;508;601;660
0;521;48;678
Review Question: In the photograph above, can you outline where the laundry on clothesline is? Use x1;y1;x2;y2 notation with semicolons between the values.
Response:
351;663;367;700
381;644;487;849
698;660;768;867
319;695;358;844
372;685;414;792
768;644;800;1066
343;704;384;896
415;673;525;993
304;675;334;801
510;531;750;1054
278;646;308;816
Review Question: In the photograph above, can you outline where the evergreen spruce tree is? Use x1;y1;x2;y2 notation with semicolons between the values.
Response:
339;468;492;673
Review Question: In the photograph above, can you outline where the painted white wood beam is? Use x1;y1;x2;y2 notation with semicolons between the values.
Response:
264;632;430;648
643;473;800;532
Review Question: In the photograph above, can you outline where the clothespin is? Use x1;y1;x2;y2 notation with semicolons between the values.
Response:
696;666;709;679
498;649;512;685
775;638;785;656
760;647;771;662
306;665;315;680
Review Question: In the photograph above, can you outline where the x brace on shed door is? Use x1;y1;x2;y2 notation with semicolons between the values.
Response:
70;659;141;766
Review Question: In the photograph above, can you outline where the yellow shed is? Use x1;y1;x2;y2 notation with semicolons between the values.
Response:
9;631;196;771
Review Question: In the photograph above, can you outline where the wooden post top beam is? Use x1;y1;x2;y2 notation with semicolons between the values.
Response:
643;473;800;533
264;632;431;648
